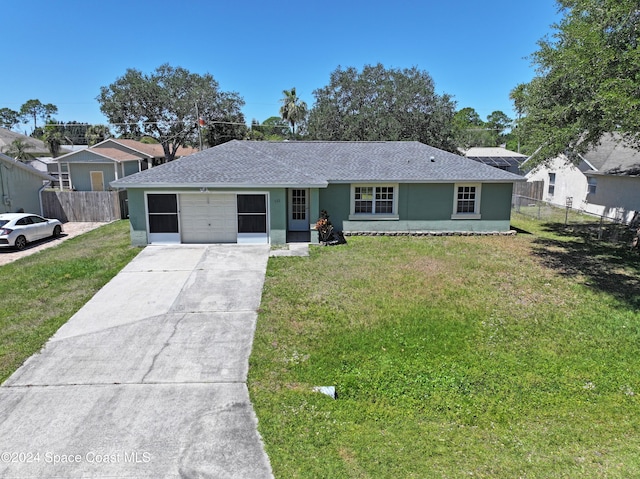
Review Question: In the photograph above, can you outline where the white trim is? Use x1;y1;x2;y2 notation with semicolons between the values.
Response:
144;190;271;245
349;183;399;218
451;183;482;220
145;192;180;244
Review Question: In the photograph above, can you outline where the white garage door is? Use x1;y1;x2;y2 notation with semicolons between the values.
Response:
180;194;237;243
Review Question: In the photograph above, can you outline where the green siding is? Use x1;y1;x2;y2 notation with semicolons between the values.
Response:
123;161;141;177
318;184;351;230
480;183;513;220
323;182;514;234
126;187;288;245
69;163;115;191
0;162;47;214
126;188;147;246
125;182;515;246
401;183;453;220
268;188;287;244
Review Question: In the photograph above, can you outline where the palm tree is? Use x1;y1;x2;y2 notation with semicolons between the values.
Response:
43;126;64;157
85;124;111;146
279;88;308;137
3;139;34;162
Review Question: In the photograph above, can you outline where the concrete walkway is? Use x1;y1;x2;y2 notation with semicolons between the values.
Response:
0;244;274;478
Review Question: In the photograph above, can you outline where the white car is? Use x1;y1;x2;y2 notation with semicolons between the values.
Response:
0;213;64;250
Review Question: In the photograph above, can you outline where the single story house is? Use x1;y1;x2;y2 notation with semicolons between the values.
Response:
464;147;528;176
525;134;640;223
0;152;55;215
54;139;197;191
111;140;524;246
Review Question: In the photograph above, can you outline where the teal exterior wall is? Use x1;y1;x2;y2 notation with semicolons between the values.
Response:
325;182;514;233
318;184;351;230
69;163;115;191
125;182;515;246
479;182;513;220
125;187;288;246
126;188;147;246
400;183;453;220
268;188;287;244
0;161;48;214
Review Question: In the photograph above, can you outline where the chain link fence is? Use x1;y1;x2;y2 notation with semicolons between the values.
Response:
512;194;637;245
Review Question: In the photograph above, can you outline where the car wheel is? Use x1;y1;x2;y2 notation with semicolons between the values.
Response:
15;235;27;251
53;225;62;237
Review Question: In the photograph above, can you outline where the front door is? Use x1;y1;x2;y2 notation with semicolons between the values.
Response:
288;189;309;231
90;171;104;191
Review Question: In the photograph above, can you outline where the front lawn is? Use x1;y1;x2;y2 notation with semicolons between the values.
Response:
249;217;640;478
0;221;140;383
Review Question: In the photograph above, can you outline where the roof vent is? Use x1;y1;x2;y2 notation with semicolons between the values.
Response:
430;156;435;162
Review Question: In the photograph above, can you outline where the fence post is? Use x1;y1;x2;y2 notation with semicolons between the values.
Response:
565;197;573;227
598;216;604;240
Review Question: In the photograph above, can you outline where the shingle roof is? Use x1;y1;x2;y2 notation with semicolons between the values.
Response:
111;140;524;188
110;139;197;158
582;134;640;176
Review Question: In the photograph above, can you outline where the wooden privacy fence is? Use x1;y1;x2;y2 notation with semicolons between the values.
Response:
42;190;128;222
513;180;544;201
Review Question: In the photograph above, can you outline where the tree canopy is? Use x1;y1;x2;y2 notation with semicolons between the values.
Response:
19;99;58;132
97;64;246;161
0;108;20;130
513;0;640;163
306;64;458;152
452;107;513;149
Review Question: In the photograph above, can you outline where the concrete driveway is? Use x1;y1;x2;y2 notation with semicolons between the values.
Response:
0;222;107;266
0;244;273;478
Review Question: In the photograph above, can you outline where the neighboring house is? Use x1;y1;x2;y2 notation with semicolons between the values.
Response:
0;127;63;157
54;139;197;191
0;152;55;215
464;147;527;175
111;140;524;246
525;134;640;223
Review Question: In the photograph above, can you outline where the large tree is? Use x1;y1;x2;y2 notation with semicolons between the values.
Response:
19;99;58;132
0;108;20;130
97;64;246;161
307;64;457;151
513;0;640;163
279;88;308;137
453;107;493;148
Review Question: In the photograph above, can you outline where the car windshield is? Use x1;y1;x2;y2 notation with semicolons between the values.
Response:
0;220;8;227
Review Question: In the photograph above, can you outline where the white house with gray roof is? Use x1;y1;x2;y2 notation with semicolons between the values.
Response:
111;140;524;245
525;134;640;223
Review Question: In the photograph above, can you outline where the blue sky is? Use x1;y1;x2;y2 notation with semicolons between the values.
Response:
2;0;560;131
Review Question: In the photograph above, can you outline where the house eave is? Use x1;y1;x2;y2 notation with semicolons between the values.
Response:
328;178;526;184
109;181;329;189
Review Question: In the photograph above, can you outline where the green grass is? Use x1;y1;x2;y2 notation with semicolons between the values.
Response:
0;221;141;383
249;218;640;478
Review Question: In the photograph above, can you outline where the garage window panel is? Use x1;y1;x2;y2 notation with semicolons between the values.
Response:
148;194;179;233
237;195;267;233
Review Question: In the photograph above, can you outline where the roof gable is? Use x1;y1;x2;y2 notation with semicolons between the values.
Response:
582;134;640;176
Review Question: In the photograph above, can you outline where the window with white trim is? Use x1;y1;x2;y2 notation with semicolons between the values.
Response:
353;185;396;215
587;177;597;195
548;173;556;196
452;184;481;219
